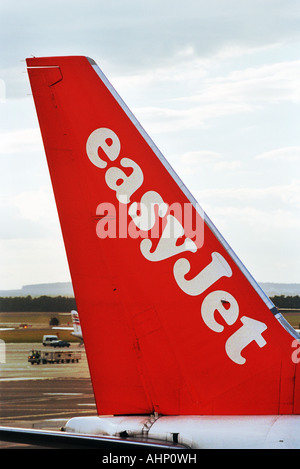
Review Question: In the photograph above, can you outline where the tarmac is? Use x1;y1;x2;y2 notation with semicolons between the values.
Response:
0;343;97;448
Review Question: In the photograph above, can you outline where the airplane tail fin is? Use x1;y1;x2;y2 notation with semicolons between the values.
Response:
71;310;82;337
26;56;300;416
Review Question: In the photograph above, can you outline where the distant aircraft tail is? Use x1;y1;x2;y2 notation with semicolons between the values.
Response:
71;310;82;340
26;56;300;416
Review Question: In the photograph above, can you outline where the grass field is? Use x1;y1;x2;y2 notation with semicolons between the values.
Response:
0;311;79;343
0;311;72;325
0;310;299;343
280;311;300;329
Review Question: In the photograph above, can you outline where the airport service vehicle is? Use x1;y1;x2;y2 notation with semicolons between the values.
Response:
1;55;300;449
49;340;71;348
28;350;81;365
42;334;59;346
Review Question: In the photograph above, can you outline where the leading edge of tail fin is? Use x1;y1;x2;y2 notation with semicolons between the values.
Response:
26;56;300;416
86;58;277;315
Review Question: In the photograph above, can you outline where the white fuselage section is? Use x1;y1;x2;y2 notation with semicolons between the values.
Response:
64;414;300;449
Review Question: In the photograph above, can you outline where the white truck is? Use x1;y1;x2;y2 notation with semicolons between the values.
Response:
42;334;59;346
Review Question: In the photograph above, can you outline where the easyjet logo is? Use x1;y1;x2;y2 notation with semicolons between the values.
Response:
86;127;268;365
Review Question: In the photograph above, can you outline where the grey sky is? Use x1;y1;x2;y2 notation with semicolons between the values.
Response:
1;0;300;289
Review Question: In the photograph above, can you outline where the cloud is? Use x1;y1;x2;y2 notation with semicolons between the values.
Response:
11;187;58;224
2;0;300;100
255;147;300;161
0;238;70;289
208;204;300;231
1;0;300;287
171;150;243;178
0;79;5;103
192;181;300;249
195;181;300;209
0;128;42;154
123;58;300;135
190;177;300;283
177;59;300;111
0;187;60;240
181;150;221;164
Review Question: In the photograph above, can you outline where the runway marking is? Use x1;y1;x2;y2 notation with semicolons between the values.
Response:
0;377;53;382
43;392;83;396
77;403;96;406
0;409;97;420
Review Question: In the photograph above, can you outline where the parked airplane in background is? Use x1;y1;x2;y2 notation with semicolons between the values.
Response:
53;310;83;342
0;55;299;449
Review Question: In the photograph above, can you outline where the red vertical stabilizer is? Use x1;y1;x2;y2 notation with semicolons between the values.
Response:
27;56;300;415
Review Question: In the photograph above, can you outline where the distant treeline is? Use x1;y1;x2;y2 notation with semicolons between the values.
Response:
0;295;77;312
0;294;299;312
271;295;300;309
